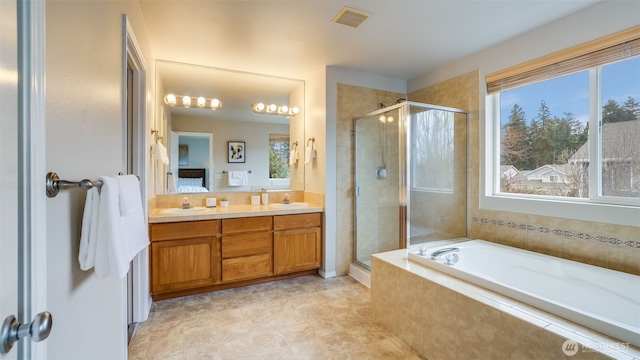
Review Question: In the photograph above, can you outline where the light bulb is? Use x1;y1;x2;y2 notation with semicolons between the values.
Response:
165;94;176;106
253;103;265;112
211;99;221;109
279;105;288;114
267;104;277;112
182;96;191;107
379;115;386;123
387;116;394;123
197;97;206;107
290;107;300;115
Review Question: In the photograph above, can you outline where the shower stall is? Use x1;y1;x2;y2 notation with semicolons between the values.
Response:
353;101;468;269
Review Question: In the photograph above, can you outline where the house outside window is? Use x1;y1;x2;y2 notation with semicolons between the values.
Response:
482;28;640;226
496;57;639;200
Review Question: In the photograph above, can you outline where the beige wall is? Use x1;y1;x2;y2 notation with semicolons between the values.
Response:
46;1;155;358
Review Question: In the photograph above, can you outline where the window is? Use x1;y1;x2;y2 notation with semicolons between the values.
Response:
269;134;290;179
482;27;640;226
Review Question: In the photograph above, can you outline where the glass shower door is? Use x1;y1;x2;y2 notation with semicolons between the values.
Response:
354;107;403;269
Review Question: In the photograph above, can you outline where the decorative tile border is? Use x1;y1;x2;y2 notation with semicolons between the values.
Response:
472;216;640;250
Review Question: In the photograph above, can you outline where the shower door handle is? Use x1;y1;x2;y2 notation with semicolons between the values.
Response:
355;186;360;197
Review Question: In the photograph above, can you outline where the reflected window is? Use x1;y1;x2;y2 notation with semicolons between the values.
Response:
269;133;290;179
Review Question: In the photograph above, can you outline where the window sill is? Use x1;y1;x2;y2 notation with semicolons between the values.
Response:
479;193;640;227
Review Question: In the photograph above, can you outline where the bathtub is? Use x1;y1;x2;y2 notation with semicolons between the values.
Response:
408;239;640;348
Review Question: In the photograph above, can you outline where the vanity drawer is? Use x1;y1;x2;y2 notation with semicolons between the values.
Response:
221;216;272;234
221;232;272;258
274;213;322;230
150;220;219;242
222;253;272;282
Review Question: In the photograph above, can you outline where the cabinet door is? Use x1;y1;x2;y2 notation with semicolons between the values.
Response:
274;228;322;274
151;237;219;294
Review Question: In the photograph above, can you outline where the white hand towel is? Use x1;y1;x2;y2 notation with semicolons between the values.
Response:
151;141;169;165
227;170;249;186
304;146;316;164
114;175;149;278
93;176;149;279
78;186;100;271
289;150;298;165
94;176;119;278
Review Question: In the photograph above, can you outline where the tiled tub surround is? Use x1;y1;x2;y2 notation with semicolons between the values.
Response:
371;249;640;360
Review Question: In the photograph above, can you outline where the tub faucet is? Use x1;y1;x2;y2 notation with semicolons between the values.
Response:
430;247;459;260
431;247;459;266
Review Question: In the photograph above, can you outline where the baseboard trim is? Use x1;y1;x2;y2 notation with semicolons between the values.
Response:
319;269;337;279
348;263;371;288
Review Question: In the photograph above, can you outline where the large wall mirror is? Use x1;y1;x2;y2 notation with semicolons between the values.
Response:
154;60;305;194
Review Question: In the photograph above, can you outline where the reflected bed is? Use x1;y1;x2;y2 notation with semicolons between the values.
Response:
177;168;208;193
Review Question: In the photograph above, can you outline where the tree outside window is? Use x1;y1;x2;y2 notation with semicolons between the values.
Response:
498;56;639;200
269;134;290;179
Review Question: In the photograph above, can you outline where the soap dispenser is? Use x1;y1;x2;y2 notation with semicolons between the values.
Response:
261;188;269;205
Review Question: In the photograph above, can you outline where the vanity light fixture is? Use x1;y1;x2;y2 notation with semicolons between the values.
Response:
252;103;299;117
164;93;222;110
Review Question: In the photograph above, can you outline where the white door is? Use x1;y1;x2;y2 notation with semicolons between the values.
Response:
0;0;21;358
1;1;49;358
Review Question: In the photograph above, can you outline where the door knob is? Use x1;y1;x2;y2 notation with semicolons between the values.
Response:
1;311;52;354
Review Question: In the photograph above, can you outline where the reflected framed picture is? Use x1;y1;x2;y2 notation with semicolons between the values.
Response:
228;141;245;163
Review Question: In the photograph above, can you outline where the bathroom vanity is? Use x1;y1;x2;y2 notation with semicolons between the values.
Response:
148;206;323;300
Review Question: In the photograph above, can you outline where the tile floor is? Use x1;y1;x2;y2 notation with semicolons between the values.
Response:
128;275;425;360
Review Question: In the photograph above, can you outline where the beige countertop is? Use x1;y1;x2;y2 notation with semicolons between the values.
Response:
149;203;324;223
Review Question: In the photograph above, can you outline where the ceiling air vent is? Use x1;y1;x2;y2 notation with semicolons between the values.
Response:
331;6;370;28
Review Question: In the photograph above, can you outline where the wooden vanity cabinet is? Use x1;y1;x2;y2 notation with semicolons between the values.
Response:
149;220;220;295
150;212;323;300
273;213;322;274
220;216;273;282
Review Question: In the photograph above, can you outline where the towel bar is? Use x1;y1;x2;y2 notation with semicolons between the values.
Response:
46;172;138;198
221;170;252;174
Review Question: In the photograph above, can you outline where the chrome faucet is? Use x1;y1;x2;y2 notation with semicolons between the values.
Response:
181;197;192;209
282;193;291;204
430;247;459;260
430;247;460;265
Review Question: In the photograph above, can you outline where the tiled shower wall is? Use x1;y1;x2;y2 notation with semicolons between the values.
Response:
336;84;404;275
408;70;640;276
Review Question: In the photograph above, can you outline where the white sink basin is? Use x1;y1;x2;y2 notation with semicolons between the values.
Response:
161;207;209;215
269;202;310;209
